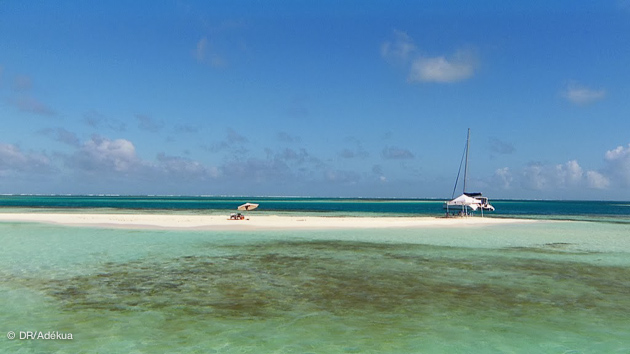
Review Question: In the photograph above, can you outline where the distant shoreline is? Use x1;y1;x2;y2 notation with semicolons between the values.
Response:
1;194;629;202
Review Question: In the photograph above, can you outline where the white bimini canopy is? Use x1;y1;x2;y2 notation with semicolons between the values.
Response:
446;194;482;211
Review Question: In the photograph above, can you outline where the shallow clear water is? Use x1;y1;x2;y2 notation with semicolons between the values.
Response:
1;221;630;353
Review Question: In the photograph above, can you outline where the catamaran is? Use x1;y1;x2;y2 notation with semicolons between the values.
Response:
444;128;495;216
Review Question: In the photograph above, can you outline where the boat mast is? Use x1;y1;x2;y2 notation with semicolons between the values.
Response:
463;128;470;194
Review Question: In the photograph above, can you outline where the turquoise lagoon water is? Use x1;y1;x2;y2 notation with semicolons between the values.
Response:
1;197;630;353
2;195;630;220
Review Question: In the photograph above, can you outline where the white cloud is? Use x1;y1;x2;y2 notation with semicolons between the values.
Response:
382;30;477;84
519;159;608;191
70;136;140;173
409;51;476;83
562;82;606;105
85;137;138;172
66;136;220;186
0;144;29;164
604;143;630;186
605;144;630;161
522;163;546;190
586;170;610;189
554;160;583;186
492;167;513;189
0;143;51;175
489;142;630;195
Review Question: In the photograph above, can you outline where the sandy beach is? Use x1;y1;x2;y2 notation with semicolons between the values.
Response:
0;212;535;230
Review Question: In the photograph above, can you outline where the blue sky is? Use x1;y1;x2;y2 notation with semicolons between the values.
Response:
1;1;630;199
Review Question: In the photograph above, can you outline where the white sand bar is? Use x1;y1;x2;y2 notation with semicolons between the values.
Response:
0;213;536;230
